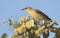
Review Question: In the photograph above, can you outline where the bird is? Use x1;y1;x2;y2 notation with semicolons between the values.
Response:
21;7;51;22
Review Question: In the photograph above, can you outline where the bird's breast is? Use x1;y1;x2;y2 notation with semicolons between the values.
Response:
27;10;43;20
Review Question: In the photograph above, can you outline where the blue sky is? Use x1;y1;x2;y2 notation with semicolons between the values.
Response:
0;0;60;38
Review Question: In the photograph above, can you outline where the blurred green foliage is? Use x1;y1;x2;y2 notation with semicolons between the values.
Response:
1;33;7;38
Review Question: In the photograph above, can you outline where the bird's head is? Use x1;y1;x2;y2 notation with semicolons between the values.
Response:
21;7;33;12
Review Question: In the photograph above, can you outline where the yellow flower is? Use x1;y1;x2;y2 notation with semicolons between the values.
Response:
35;28;43;36
14;25;26;34
19;17;25;24
25;20;34;29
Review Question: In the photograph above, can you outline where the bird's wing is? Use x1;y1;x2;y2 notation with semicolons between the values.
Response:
35;9;51;20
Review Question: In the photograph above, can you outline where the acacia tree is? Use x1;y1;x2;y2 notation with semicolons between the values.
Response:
7;16;60;38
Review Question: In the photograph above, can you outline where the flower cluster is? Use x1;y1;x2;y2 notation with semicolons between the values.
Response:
7;16;60;38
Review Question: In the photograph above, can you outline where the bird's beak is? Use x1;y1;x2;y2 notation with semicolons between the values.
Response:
21;8;25;10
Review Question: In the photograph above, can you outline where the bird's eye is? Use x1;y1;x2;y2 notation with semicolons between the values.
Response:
25;8;27;9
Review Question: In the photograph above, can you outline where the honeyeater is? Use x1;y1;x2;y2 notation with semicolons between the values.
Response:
21;7;51;22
